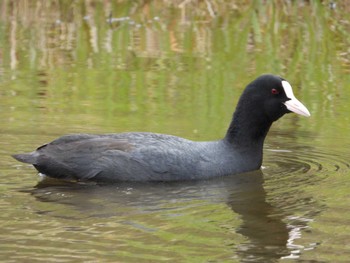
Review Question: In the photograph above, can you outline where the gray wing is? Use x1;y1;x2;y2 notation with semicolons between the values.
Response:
31;135;138;180
21;133;198;181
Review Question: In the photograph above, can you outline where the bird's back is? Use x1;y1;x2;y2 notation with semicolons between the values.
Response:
13;132;222;181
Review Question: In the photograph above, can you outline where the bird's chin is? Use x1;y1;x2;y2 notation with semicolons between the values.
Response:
268;110;288;122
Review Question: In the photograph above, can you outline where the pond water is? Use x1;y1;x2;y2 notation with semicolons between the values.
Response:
1;1;350;262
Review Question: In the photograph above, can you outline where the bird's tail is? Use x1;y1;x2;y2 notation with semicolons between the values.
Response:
12;152;38;164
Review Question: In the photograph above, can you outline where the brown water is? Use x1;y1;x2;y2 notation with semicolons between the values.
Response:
1;1;350;262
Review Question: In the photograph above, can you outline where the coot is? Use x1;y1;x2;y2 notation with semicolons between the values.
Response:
13;74;310;182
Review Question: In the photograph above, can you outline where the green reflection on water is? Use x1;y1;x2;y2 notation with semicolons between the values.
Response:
1;1;350;262
1;1;349;141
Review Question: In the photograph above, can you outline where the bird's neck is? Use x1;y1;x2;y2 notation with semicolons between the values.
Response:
224;103;273;150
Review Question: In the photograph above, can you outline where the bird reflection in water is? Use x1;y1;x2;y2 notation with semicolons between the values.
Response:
28;170;316;261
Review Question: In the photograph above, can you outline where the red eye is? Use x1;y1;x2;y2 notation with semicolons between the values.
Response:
271;88;279;95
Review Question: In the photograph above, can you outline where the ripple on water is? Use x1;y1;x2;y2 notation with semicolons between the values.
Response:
263;142;350;201
265;145;350;176
262;141;350;261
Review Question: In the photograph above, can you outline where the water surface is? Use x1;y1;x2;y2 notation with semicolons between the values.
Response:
1;1;350;262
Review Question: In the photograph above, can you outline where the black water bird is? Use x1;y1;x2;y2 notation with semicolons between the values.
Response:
13;74;310;182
